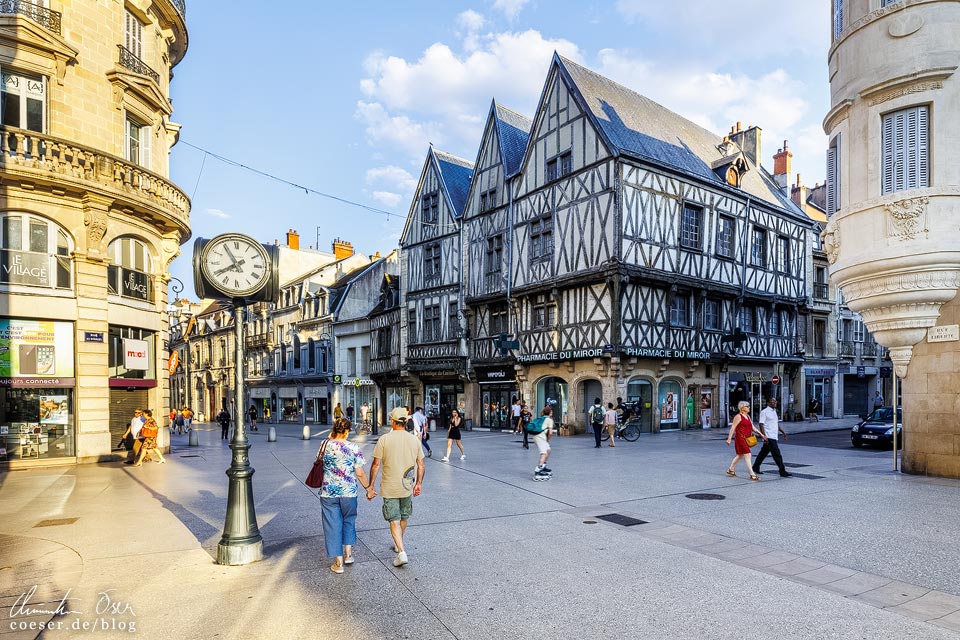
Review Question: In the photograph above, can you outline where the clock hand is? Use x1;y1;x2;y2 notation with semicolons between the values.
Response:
223;245;239;266
214;260;244;276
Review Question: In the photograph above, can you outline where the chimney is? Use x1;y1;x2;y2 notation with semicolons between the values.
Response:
773;140;793;191
286;229;300;250
332;238;354;260
791;173;808;210
729;123;762;169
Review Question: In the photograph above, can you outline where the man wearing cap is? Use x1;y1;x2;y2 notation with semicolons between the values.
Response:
367;407;425;567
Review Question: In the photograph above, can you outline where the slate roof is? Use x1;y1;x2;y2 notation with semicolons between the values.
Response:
556;55;804;215
433;149;474;218
494;102;532;178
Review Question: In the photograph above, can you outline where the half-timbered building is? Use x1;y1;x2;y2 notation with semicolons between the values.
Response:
400;147;474;425
499;55;816;432
461;101;531;430
369;272;406;423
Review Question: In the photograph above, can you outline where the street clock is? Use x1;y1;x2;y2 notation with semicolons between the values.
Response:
193;234;280;304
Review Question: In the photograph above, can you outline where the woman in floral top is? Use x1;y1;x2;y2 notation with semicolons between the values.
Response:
320;418;372;574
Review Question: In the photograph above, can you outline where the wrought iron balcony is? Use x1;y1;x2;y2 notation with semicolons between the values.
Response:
118;45;161;84
813;282;830;300
840;340;857;357
245;333;269;349
0;0;61;35
0;126;190;230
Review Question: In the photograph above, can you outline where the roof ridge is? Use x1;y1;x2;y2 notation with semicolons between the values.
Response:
432;148;475;169
494;102;532;124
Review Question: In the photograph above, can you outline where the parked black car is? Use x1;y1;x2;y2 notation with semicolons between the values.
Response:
851;407;903;448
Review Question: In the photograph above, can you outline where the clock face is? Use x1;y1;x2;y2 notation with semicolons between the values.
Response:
200;234;270;297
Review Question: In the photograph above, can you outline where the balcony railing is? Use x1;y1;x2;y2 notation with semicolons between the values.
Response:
0;126;190;228
245;334;269;349
813;282;830;300
840;341;857;357
118;45;161;84
0;0;61;34
171;0;185;17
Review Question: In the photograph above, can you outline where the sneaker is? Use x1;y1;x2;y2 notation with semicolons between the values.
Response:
393;551;408;567
427;450;432;457
330;561;344;574
441;456;449;462
460;455;466;461
780;472;793;478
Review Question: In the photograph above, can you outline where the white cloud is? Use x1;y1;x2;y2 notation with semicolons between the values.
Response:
493;0;529;20
371;191;403;207
355;100;445;160
457;9;485;32
366;165;418;192
206;208;230;219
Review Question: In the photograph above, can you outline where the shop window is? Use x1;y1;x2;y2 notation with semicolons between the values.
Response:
108;325;155;379
107;237;154;302
536;376;568;420
1;213;72;290
1;71;46;132
658;381;681;430
1;388;75;460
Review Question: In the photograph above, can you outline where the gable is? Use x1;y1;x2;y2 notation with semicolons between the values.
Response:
400;151;460;248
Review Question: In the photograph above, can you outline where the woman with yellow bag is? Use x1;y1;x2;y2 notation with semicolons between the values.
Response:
725;401;764;481
135;409;166;466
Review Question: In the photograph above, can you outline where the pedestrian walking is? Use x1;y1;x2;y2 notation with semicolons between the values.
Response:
318;418;372;574
873;391;884;411
411;406;431;457
604;402;617;447
517;403;532;449
135;410;165;465
183;407;193;432
121;408;145;464
589;397;605;448
725;401;763;481
366;407;425;568
753;398;792;478
441;409;466;462
360;402;370;426
248;405;258;431
532;405;555;480
264;407;271;423
807;397;821;422
511;397;521;432
346;403;355;422
217;408;231;440
334;402;343;420
174;409;185;435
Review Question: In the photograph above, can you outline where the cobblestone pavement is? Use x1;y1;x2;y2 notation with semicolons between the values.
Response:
0;422;956;639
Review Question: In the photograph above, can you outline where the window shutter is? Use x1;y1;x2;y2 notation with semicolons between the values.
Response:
826;146;837;216
141;122;152;169
917;105;929;188
881;113;895;194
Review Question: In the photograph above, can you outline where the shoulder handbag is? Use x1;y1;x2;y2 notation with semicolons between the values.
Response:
745;434;759;447
305;439;329;489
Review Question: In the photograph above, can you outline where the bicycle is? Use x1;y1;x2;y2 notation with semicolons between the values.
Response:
601;404;642;442
356;420;372;436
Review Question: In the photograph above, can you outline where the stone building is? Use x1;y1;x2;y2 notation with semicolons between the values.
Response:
823;0;960;476
0;0;189;466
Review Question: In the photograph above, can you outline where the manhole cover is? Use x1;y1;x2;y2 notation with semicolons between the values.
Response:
595;513;647;526
686;493;726;501
34;518;79;527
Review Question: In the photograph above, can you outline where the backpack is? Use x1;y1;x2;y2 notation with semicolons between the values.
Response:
406;417;415;433
175;413;185;427
591;405;605;425
524;416;547;435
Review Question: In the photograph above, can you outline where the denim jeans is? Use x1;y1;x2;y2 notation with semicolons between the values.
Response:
320;496;358;558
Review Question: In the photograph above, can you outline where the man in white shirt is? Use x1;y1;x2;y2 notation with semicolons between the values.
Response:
753;398;791;478
121;408;145;464
603;402;618;448
411;406;431;457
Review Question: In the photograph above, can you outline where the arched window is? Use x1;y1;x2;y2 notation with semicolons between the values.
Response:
0;213;72;289
107;237;154;301
292;334;301;370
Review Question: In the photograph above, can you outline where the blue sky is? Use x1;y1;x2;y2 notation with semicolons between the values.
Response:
168;0;831;295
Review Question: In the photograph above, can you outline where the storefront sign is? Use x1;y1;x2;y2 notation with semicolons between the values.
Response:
304;386;328;398
928;324;960;343
623;347;711;360
332;374;342;384
121;268;150;301
344;377;375;387
1;250;50;286
248;387;271;399
518;348;605;363
168;351;180;375
123;338;149;370
39;394;69;425
477;366;515;383
805;368;836;377
84;332;104;343
0;319;74;378
278;387;298;398
0;377;75;388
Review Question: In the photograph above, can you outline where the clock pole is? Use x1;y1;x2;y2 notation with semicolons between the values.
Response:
217;299;263;565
